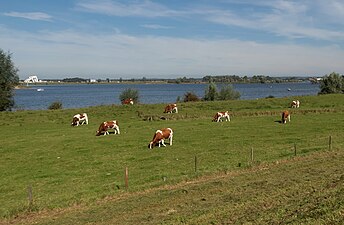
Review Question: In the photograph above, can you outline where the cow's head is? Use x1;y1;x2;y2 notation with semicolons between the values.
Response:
71;117;79;126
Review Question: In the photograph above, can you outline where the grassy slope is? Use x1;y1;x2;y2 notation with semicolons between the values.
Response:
1;94;344;224
8;150;344;225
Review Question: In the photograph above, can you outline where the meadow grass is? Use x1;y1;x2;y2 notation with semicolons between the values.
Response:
0;94;344;223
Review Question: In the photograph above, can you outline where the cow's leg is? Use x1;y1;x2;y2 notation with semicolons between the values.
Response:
161;139;166;147
169;136;173;146
116;126;120;134
288;115;291;122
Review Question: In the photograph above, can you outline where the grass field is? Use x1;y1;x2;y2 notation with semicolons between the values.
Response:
1;94;344;224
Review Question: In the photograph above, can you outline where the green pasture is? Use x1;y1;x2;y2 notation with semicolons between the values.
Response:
0;94;343;220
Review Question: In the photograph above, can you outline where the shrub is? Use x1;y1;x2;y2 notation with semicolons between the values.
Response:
183;92;200;102
48;101;62;110
319;72;344;94
119;88;139;103
204;81;218;101
204;82;241;101
217;84;241;100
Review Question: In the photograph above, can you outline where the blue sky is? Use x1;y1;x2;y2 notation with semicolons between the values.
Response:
1;0;344;79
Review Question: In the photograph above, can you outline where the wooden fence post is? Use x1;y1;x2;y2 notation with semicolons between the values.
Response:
194;156;197;173
124;167;129;190
27;185;33;209
251;147;254;162
329;136;332;151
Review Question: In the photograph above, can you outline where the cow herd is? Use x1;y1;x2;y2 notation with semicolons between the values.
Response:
71;100;300;149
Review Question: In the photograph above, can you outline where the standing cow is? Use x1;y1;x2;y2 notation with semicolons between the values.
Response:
96;120;120;136
291;100;300;108
71;113;89;126
164;104;178;113
212;111;230;122
281;110;291;124
148;128;173;149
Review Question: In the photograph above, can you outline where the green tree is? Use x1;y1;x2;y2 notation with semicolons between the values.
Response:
218;84;241;100
319;72;344;94
204;81;218;101
119;88;140;103
0;49;19;111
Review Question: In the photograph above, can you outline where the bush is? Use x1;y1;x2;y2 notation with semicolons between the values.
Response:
48;101;62;110
204;81;218;101
204;82;240;101
319;72;344;94
183;92;200;102
119;88;139;103
217;84;241;100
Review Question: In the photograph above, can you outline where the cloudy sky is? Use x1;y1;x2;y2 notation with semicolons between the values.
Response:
1;0;344;79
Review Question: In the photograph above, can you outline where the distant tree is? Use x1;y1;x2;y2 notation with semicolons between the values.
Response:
204;81;218;101
218;84;241;100
183;92;200;102
119;88;140;103
0;49;19;111
319;72;344;94
62;77;87;83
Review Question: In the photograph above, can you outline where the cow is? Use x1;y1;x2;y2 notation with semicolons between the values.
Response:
96;120;120;136
291;100;300;108
281;110;291;124
212;111;230;122
71;113;89;126
122;98;134;105
164;103;178;113
148;128;173;149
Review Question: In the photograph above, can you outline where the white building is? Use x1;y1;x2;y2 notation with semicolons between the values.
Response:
24;75;40;83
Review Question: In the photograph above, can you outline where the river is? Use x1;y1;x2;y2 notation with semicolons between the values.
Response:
13;82;320;110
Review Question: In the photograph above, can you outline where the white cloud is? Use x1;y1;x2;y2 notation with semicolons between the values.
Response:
76;0;181;17
75;0;344;42
3;12;52;21
1;26;343;79
200;1;344;41
141;24;173;29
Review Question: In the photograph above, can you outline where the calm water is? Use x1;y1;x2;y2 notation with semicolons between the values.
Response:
14;82;320;110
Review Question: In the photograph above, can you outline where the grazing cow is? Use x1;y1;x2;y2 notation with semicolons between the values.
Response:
96;120;120;136
164;103;178;113
122;98;134;105
71;113;89;126
212;111;230;122
291;100;300;108
148;128;173;149
281;110;291;124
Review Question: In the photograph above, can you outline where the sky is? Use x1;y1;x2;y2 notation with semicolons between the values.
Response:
1;0;344;80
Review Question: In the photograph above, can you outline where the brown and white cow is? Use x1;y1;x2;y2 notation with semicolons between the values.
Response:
148;128;173;149
96;120;120;136
71;113;89;126
281;110;291;124
291;100;300;108
122;98;134;105
164;103;178;113
212;111;230;122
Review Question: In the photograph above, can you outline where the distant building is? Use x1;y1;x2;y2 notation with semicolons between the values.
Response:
24;75;40;83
